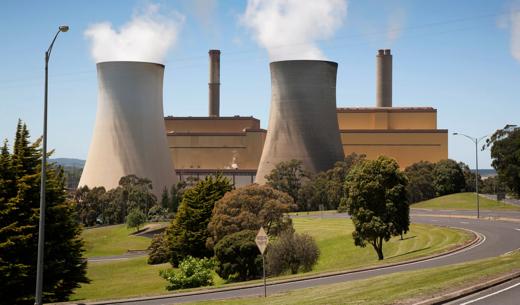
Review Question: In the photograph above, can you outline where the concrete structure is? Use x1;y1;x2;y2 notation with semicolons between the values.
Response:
165;116;266;183
255;60;344;184
208;50;220;117
338;107;448;169
376;49;392;107
80;61;177;196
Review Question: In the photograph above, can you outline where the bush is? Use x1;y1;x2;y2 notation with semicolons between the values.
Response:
266;230;319;276
148;232;170;265
159;256;214;290
214;230;262;282
126;208;146;232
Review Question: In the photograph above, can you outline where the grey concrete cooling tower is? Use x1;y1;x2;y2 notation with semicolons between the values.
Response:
255;60;344;184
79;61;177;196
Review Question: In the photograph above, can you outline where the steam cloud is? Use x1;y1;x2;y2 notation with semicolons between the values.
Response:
241;0;347;61
85;4;184;63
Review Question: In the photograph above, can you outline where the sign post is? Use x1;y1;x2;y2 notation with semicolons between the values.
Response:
255;227;268;298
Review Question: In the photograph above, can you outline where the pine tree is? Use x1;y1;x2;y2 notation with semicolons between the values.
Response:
0;121;88;304
167;174;232;266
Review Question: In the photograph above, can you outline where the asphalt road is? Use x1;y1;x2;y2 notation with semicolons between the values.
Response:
81;214;520;305
444;277;520;305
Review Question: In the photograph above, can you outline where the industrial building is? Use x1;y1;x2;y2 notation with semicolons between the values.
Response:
166;49;448;185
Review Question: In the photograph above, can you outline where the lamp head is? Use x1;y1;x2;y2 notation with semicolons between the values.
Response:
59;25;69;32
452;132;458;135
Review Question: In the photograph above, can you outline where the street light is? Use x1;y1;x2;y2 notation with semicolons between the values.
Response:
452;132;488;219
35;25;69;305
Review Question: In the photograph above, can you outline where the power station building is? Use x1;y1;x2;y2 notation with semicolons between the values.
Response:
166;49;448;185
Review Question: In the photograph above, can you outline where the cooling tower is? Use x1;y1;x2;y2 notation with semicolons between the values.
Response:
255;60;344;184
79;61;177;196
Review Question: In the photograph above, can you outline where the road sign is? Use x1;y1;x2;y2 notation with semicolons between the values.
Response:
255;227;268;255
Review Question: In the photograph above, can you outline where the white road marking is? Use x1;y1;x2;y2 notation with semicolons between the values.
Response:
515;228;520;231
431;220;439;222
460;221;469;224
459;282;520;305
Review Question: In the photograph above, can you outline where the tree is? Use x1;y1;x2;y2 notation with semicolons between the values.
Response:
74;185;107;226
485;126;520;197
0;121;88;304
213;230;262;282
266;230;320;276
207;184;295;249
432;159;465;196
404;161;436;203
169;181;187;213
126;208;147;232
167;174;232;265
298;153;366;212
265;159;310;210
345;156;409;260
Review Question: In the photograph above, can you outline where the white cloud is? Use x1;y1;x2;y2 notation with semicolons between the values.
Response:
84;3;185;63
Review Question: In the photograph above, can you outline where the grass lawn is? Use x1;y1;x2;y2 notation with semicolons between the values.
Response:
412;192;520;211
188;250;520;305
73;218;471;301
82;224;153;257
293;218;471;272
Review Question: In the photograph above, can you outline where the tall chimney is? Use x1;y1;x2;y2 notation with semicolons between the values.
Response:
376;49;392;107
208;49;221;117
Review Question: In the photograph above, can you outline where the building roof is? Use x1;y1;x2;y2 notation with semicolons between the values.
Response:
165;116;260;122
337;107;437;113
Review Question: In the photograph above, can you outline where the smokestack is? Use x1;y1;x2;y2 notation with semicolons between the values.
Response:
79;61;177;196
209;49;221;117
376;49;392;107
255;60;344;184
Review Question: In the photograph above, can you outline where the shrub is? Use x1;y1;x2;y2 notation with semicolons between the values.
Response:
266;230;320;276
148;232;170;265
126;208;146;232
159;256;214;290
214;230;262;282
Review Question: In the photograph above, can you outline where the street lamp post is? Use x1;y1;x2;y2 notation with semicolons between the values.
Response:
35;25;69;305
452;132;487;219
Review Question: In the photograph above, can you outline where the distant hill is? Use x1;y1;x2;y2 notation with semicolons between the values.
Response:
50;158;85;168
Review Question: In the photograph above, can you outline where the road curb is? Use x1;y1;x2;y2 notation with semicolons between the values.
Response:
57;227;481;305
413;271;520;305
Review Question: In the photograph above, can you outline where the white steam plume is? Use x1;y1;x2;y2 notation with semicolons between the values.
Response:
386;8;406;46
241;0;347;61
85;4;184;63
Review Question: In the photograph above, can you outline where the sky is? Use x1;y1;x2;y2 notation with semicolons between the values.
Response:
1;0;519;169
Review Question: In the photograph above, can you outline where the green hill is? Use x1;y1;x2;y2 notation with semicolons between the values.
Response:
412;192;520;211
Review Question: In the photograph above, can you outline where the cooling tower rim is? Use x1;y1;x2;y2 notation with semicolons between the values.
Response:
269;59;337;66
96;61;165;68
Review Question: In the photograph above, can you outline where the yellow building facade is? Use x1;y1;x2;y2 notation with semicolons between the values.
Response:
337;107;448;169
165;107;448;180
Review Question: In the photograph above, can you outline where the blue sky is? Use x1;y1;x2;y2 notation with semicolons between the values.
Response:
1;0;519;169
